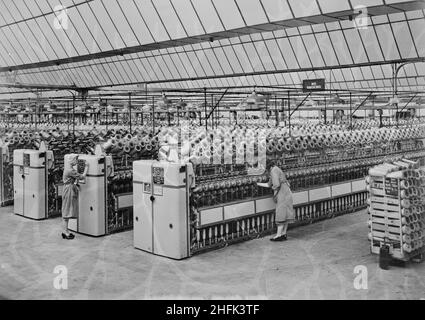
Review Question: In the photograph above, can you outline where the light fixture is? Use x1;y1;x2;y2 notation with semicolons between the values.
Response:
305;98;316;107
48;103;58;112
74;104;83;113
106;104;114;113
243;90;265;110
141;104;151;112
44;101;51;111
330;93;345;104
389;96;400;105
176;98;187;109
157;93;172;111
245;90;263;104
25;104;34;113
186;103;199;112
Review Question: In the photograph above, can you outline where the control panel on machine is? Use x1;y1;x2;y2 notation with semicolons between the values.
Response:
77;159;87;184
152;166;165;196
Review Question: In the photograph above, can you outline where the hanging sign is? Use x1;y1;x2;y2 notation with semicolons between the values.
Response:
303;79;325;92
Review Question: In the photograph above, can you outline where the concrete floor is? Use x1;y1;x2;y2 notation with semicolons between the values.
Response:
0;205;424;300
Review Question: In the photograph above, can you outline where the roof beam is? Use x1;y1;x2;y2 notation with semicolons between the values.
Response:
97;58;425;90
0;82;81;91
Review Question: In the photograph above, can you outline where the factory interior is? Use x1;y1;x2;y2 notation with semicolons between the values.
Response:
1;0;425;301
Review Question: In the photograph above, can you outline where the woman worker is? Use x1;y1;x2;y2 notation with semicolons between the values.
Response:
61;155;89;240
267;160;295;241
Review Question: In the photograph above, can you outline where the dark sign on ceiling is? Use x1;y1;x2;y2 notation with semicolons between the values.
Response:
303;79;325;92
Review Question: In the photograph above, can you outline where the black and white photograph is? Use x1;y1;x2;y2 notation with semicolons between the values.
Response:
1;0;425;307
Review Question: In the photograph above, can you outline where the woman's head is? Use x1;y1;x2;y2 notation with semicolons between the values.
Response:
70;155;79;167
266;160;276;172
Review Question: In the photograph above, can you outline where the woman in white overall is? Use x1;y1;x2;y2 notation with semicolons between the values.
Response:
61;155;88;240
268;161;295;241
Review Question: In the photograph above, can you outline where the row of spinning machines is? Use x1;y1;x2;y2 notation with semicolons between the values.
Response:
2;121;425;259
12;150;139;236
132;124;425;259
3;125;159;236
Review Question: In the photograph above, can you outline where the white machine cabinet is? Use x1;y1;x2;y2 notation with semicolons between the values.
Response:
67;154;114;237
133;160;194;260
13;149;54;220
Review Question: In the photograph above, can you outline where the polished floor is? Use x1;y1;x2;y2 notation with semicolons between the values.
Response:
0;205;424;300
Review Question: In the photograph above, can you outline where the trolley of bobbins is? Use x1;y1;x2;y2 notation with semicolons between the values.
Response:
366;159;425;264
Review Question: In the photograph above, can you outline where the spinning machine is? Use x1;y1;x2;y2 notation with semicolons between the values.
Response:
67;153;117;236
13;146;54;220
68;128;159;236
0;130;36;206
133;124;425;259
133;160;194;259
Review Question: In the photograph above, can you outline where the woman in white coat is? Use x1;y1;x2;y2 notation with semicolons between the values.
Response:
267;161;295;241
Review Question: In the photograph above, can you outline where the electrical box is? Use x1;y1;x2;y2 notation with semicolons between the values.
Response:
133;160;193;260
13;149;54;220
67;154;114;237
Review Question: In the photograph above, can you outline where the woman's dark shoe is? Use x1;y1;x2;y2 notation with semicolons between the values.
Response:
62;233;75;240
270;234;287;242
